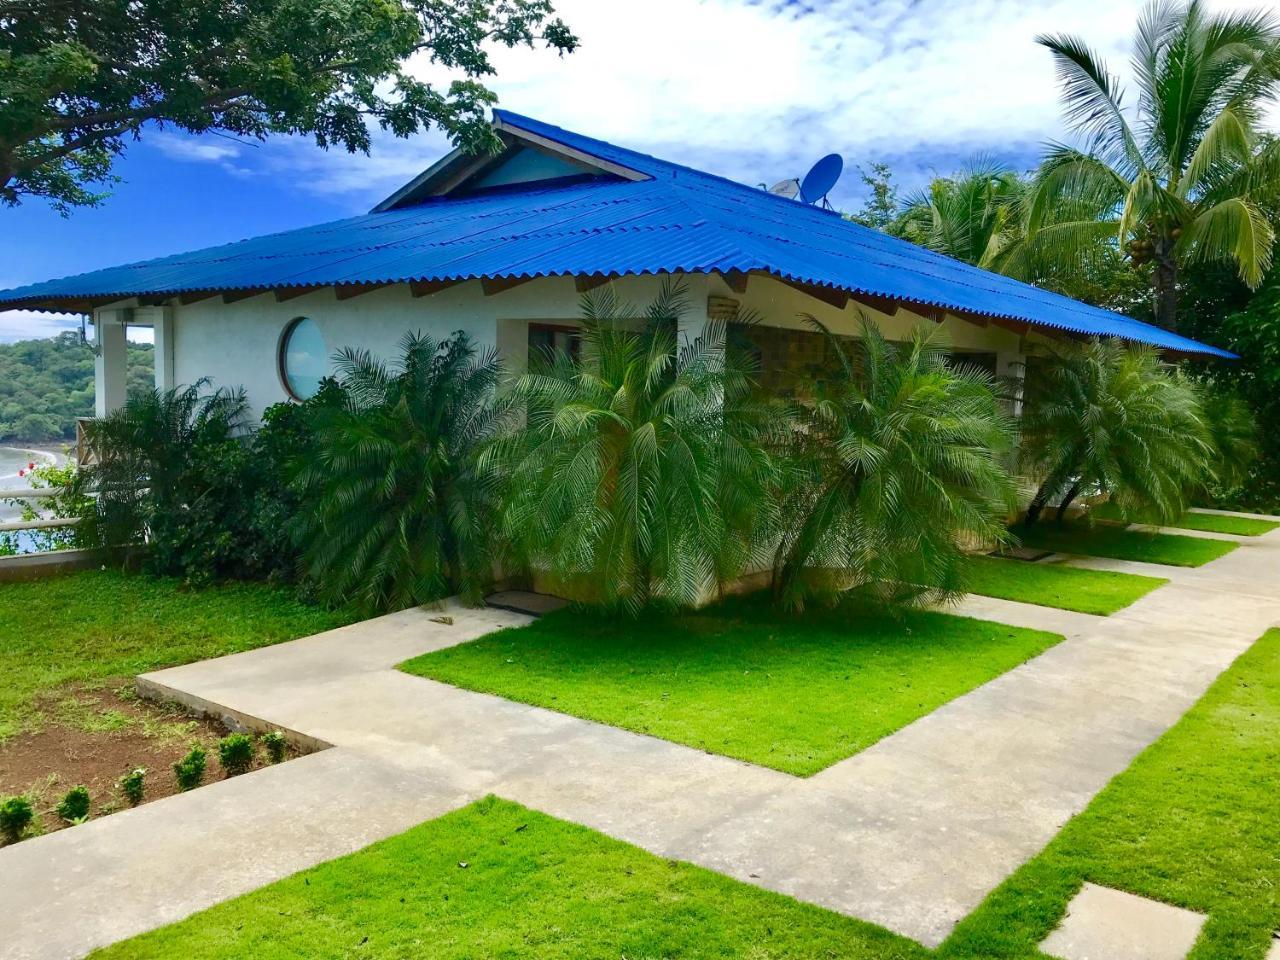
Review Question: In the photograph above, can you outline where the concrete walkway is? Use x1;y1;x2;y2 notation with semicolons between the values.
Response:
3;518;1279;959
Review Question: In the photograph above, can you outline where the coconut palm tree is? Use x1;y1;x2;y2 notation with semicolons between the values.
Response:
497;280;779;615
771;318;1017;611
1019;338;1213;526
897;159;1027;269
290;331;505;614
1027;0;1280;332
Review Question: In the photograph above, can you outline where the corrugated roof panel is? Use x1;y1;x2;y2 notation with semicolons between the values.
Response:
0;110;1232;358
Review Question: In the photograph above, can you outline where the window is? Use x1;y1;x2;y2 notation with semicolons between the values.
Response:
527;323;580;373
278;317;327;400
945;351;998;377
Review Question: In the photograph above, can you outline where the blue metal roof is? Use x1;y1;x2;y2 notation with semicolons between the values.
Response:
0;110;1232;358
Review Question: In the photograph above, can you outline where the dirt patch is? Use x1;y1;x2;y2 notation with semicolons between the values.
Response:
0;680;304;842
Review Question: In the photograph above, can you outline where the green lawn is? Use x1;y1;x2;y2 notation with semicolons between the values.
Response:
964;555;1167;615
1091;503;1280;537
93;795;926;960
95;629;1280;960
940;627;1280;960
402;597;1061;776
1013;522;1238;567
0;570;352;741
1171;512;1279;536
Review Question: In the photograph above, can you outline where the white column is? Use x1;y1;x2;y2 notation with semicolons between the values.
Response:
94;308;129;417
152;306;176;392
675;273;716;350
996;347;1025;418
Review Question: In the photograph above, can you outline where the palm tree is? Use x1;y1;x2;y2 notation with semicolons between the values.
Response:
1028;0;1280;332
497;280;779;615
1187;378;1259;494
1019;338;1212;525
771;318;1017;611
74;381;252;579
897;159;1026;269
290;331;505;614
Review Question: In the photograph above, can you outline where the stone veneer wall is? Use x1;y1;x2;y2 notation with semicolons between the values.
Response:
733;324;855;398
734;323;999;398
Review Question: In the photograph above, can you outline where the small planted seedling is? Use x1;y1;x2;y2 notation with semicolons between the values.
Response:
56;785;91;824
119;767;147;807
174;745;207;791
262;730;287;765
1;795;34;843
218;733;256;776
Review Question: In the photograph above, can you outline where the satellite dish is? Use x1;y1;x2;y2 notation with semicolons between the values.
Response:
768;178;800;199
799;153;843;207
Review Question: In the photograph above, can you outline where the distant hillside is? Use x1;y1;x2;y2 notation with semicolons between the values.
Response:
0;331;153;442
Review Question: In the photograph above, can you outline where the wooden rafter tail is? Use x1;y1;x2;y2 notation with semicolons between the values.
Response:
574;273;612;293
409;278;464;298
988;315;1031;336
481;275;536;297
221;289;263;305
334;281;393;301
776;277;851;310
848;291;900;316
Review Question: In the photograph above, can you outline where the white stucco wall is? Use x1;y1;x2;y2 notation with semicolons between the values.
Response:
109;271;1036;422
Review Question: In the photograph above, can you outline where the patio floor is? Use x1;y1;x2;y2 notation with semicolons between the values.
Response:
2;515;1278;959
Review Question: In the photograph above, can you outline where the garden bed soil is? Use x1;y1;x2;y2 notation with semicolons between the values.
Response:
0;679;304;843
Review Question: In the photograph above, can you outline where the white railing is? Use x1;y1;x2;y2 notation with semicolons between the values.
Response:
0;486;78;535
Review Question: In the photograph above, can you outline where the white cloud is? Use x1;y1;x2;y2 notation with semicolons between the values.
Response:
133;0;1280;207
151;134;240;163
0;309;153;345
0;309;81;343
398;0;1278;204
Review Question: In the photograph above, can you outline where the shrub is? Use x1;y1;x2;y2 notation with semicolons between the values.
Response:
119;767;146;806
772;318;1016;610
262;730;287;764
56;785;91;823
1189;379;1259;503
0;795;34;843
290;332;505;613
1019;339;1212;525
173;745;207;791
245;386;339;584
217;733;256;776
74;382;256;584
9;459;88;553
499;281;779;613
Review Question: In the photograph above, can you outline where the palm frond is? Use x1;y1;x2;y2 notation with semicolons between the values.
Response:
1178;195;1275;286
1037;31;1145;172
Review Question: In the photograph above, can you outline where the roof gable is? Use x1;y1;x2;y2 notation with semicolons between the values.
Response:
371;113;651;212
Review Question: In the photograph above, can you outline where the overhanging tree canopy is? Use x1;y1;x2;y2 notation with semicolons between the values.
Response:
0;0;576;210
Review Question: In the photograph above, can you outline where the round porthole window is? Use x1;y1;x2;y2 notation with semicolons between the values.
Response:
278;317;326;400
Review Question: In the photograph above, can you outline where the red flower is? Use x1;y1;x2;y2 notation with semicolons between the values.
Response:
17;469;24;477
28;462;35;470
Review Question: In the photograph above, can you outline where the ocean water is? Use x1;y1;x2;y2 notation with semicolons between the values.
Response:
0;448;51;533
0;447;40;480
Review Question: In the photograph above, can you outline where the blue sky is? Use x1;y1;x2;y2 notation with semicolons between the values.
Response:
1;0;1272;342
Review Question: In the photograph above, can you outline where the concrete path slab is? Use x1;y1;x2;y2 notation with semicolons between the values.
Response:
3;528;1279;958
0;749;475;960
1040;883;1207;960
